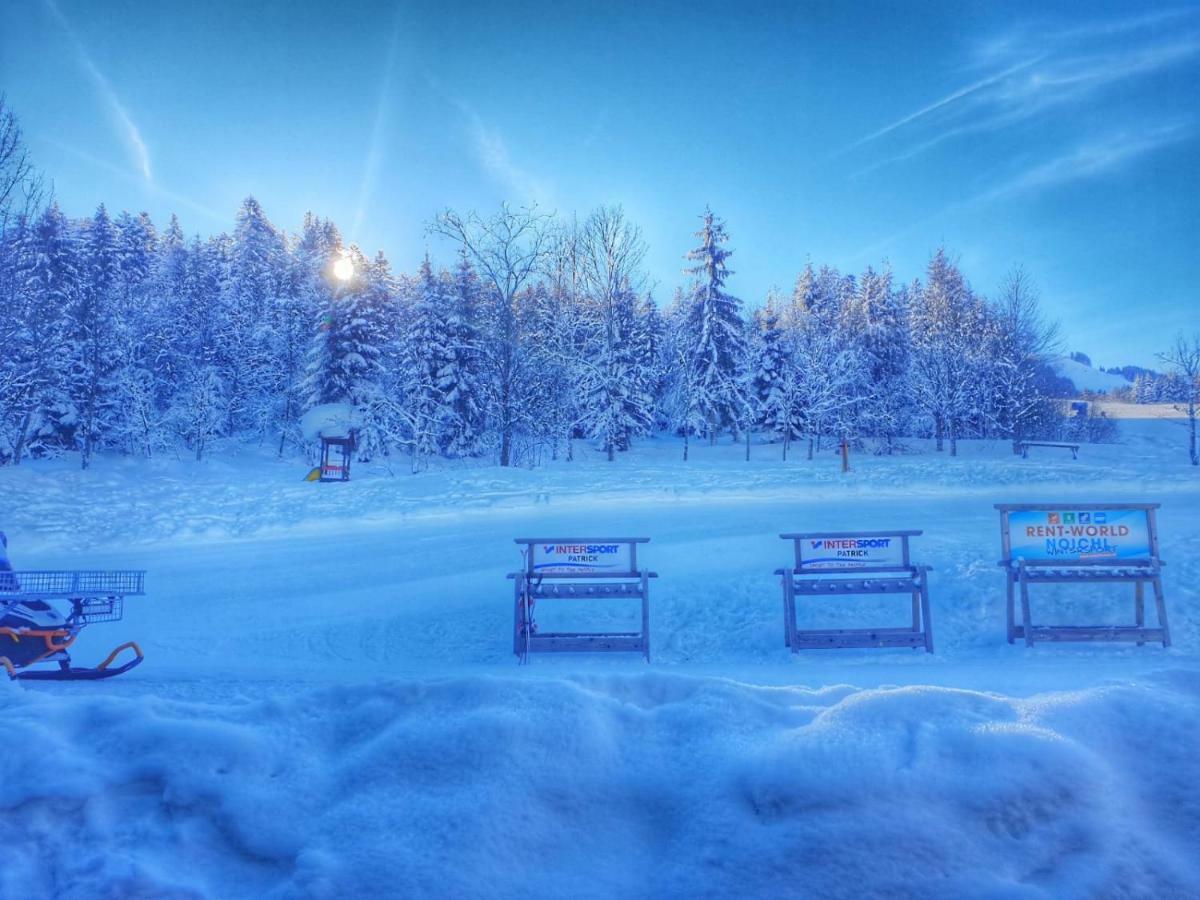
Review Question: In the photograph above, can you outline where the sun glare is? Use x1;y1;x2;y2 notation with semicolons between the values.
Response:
333;255;354;281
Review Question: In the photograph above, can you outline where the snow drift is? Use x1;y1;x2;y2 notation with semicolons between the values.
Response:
3;672;1198;899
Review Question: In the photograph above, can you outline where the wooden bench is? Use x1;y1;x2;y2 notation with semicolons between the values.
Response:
1018;441;1079;459
510;538;655;662
996;503;1170;647
776;531;933;652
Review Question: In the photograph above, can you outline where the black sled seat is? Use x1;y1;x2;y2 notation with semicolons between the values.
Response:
996;503;1170;647
510;538;655;662
0;570;147;680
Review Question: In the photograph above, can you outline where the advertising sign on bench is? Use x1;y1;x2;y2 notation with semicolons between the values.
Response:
510;537;655;662
995;503;1170;648
776;530;933;653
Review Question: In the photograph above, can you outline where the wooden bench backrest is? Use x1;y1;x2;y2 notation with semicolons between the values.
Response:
995;503;1161;567
514;538;649;579
780;531;922;575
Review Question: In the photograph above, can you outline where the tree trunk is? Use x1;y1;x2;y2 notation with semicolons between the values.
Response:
683;430;689;462
1190;400;1198;465
499;425;511;467
745;428;750;462
12;411;32;465
807;435;814;460
782;432;789;462
935;415;944;452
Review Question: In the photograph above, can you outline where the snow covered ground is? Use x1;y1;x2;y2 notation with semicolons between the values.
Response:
3;420;1198;898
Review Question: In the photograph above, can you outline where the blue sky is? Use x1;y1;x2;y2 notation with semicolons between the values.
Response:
2;0;1197;367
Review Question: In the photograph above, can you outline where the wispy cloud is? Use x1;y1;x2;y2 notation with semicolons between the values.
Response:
43;0;152;182
455;101;551;206
973;8;1197;66
974;124;1190;203
352;5;404;242
843;8;1200;169
847;123;1189;264
41;136;225;224
840;58;1040;154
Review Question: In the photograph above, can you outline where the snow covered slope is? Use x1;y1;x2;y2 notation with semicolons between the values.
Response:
2;424;1198;898
1051;356;1132;394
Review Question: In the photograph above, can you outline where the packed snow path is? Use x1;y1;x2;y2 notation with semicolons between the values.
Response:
3;424;1199;898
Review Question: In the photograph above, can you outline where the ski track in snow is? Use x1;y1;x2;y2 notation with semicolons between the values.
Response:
2;421;1198;898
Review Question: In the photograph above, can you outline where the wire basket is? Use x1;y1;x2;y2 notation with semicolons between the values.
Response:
74;596;125;624
0;570;146;598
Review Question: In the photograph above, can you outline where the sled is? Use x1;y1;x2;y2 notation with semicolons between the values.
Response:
2;642;144;681
1;570;148;681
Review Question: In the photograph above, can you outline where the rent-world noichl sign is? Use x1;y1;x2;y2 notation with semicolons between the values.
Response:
1007;509;1152;562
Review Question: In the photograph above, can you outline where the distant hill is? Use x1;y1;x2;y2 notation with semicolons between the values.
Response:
1050;356;1132;395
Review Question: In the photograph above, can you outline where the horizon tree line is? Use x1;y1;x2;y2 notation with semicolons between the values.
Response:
4;96;1189;471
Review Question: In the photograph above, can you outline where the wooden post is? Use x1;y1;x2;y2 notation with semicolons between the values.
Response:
512;576;525;657
1018;565;1035;647
1152;576;1171;648
783;569;796;651
1005;572;1016;644
1135;581;1145;646
920;577;933;653
641;571;650;662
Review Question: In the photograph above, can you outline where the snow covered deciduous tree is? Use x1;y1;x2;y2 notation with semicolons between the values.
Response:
846;265;910;453
432;205;552;466
578;206;653;459
1158;333;1200;465
990;267;1060;453
909;249;995;456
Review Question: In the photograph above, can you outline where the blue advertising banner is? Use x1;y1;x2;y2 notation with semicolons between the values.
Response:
1006;508;1152;562
531;542;633;574
798;535;906;570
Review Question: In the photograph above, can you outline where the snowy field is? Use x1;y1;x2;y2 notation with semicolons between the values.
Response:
3;420;1199;898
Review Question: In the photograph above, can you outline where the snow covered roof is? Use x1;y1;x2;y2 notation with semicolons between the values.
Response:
300;403;361;440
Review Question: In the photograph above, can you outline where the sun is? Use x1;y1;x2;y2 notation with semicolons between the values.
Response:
332;255;354;282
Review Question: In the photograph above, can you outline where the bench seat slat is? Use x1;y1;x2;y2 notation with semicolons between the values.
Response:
1024;626;1166;643
522;635;645;653
791;578;921;594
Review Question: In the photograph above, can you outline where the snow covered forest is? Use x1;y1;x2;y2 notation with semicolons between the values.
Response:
0;102;1099;470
